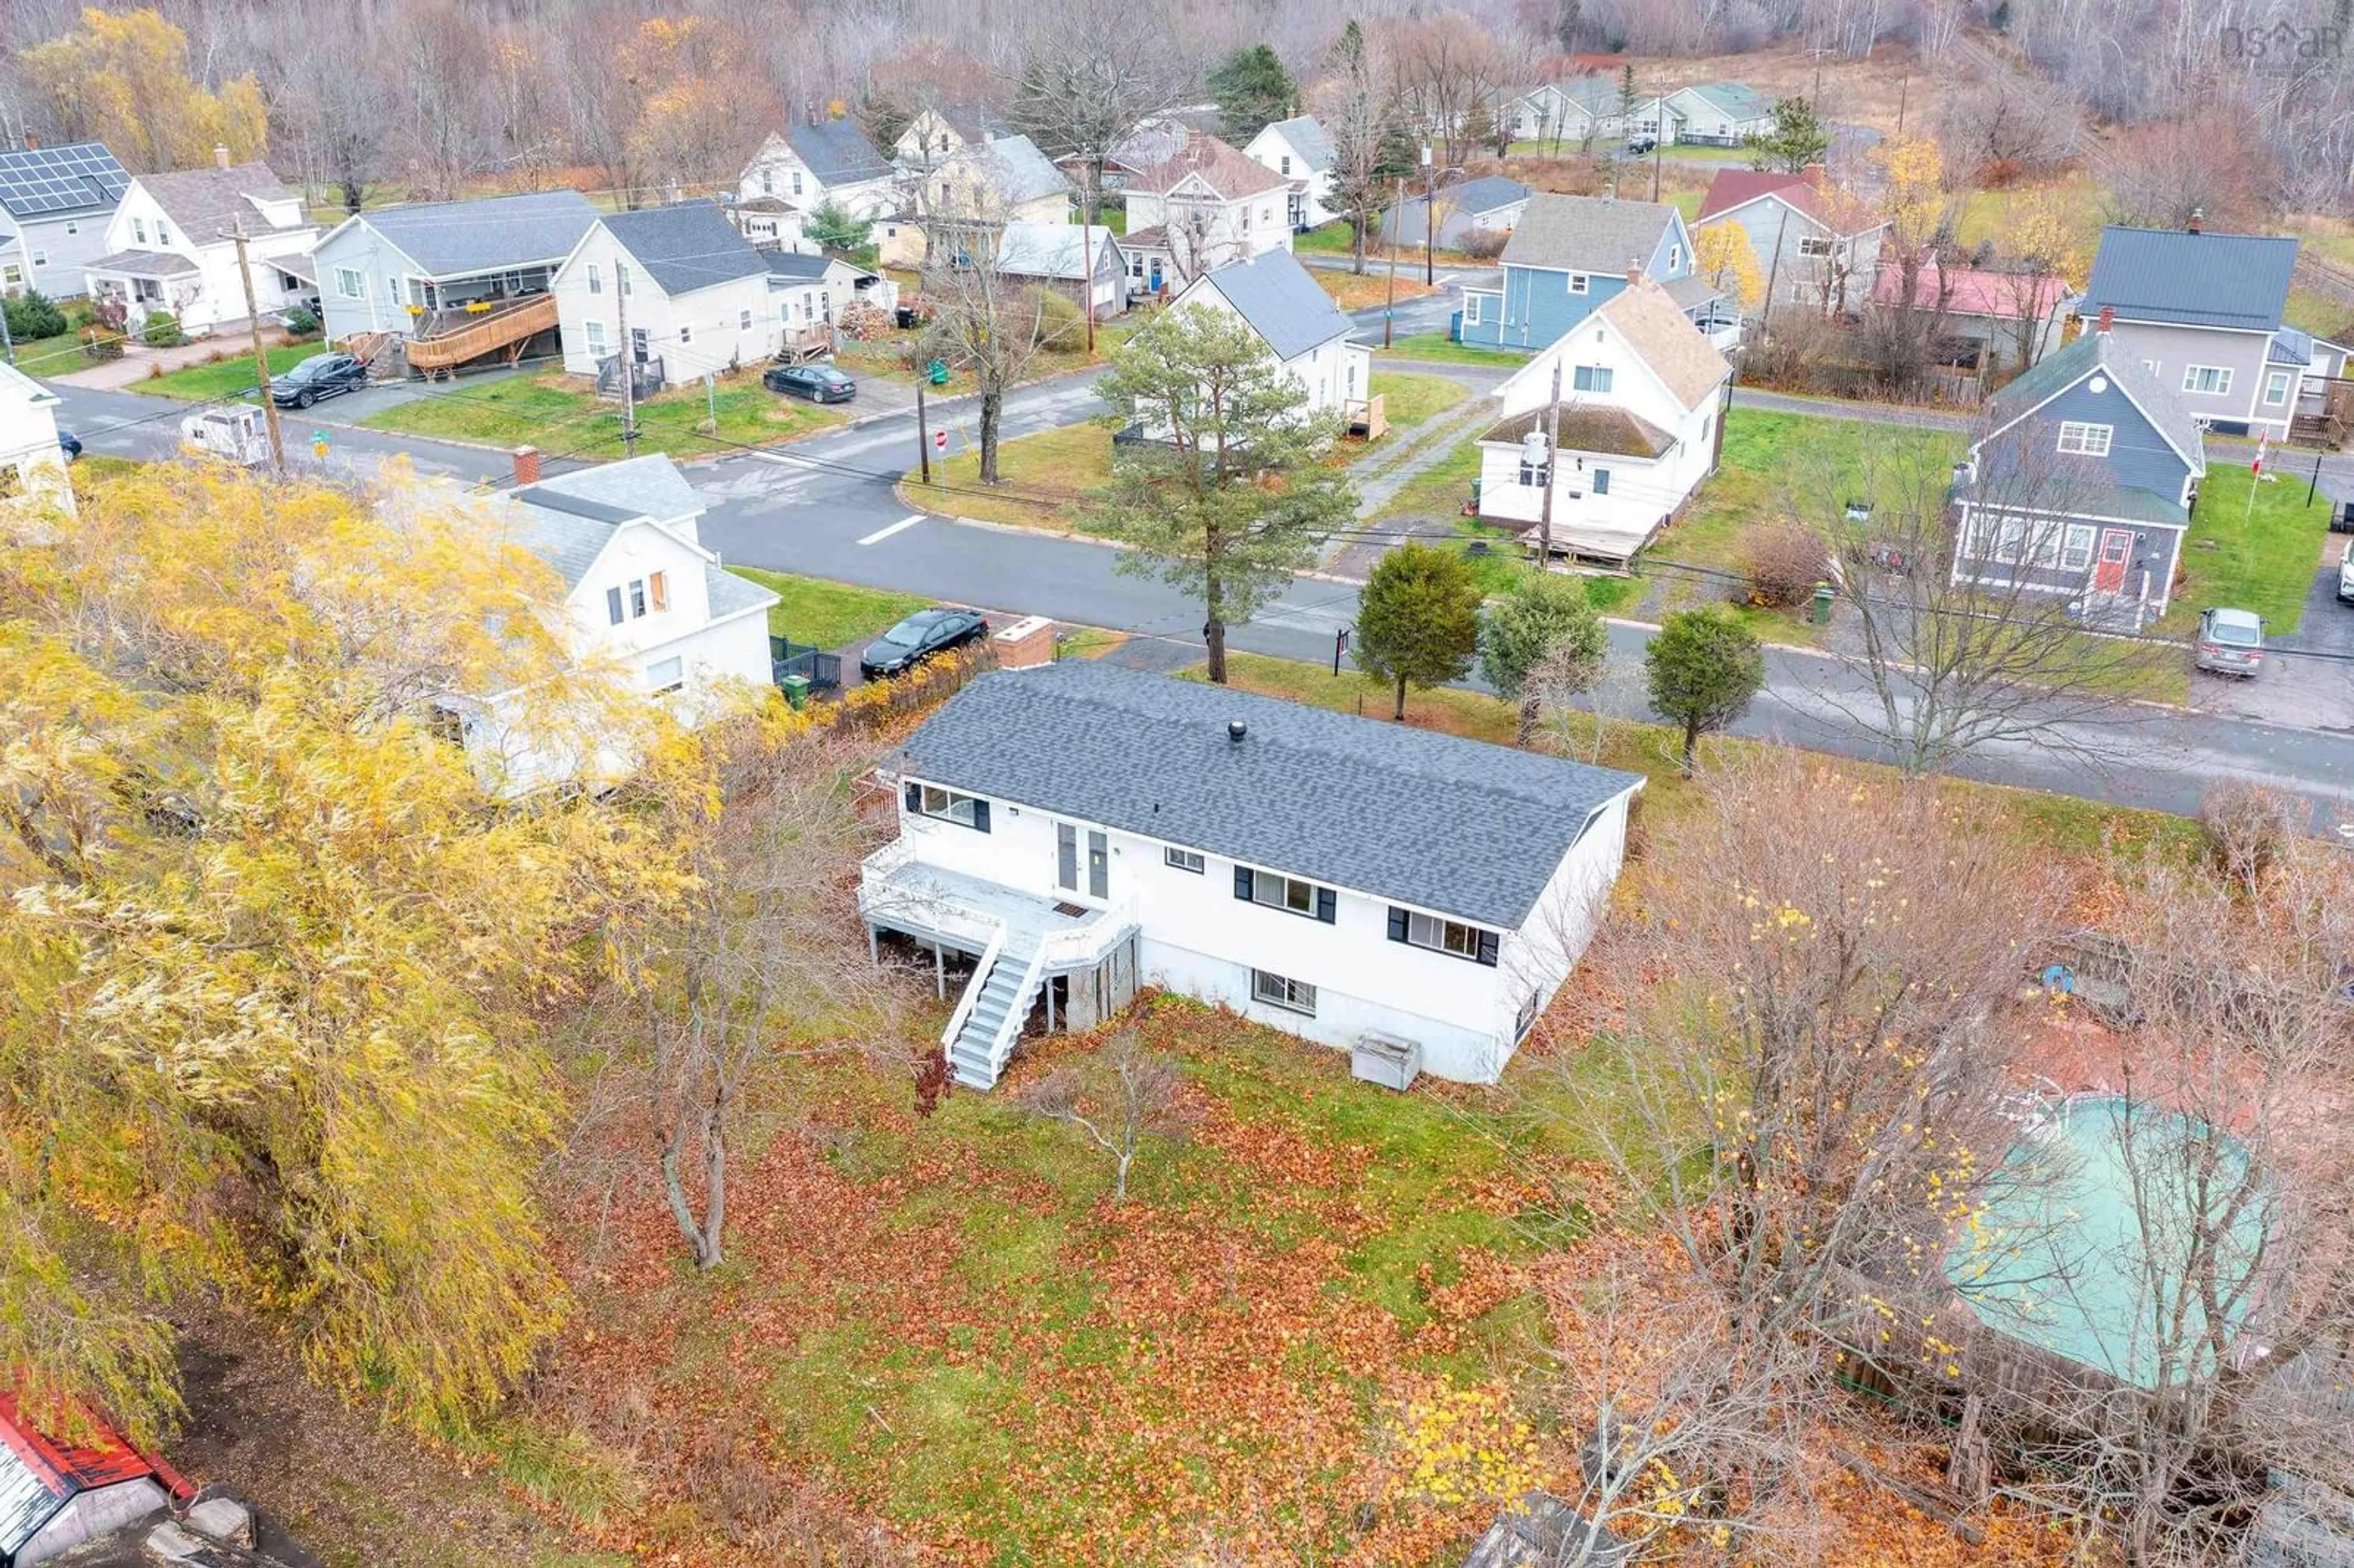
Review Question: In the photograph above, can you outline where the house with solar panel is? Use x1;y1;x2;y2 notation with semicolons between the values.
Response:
80;151;318;338
308;189;598;379
2076;219;2353;442
0;142;131;299
859;660;1645;1089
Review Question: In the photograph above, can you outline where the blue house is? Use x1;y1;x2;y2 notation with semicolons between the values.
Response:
1951;323;2206;630
1455;192;1718;354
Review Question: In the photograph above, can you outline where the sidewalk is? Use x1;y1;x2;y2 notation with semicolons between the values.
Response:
53;333;262;391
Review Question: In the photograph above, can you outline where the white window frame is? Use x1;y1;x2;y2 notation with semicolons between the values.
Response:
2181;364;2231;396
1567;272;1590;295
28;249;45;267
791;171;804;196
645;656;684;695
2060;523;2097;572
1798;235;1832;258
2056;421;2113;457
1251;969;1317;1016
584;319;608;356
1464;294;1483;325
587;263;602;295
335;265;365;299
63;220;77;235
1572;364;1613;394
1164;847;1205;873
1669;244;1682;271
916;785;983;828
1405;911;1480;959
132;217;147;244
1992;516;2028;565
739;308;753;330
679;324;692;344
2264;370;2292;406
156;223;171;246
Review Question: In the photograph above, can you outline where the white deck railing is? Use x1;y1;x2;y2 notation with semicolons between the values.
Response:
940;919;1008;1057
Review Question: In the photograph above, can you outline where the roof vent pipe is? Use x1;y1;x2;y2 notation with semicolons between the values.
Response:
2188;207;2203;234
1228;720;1246;744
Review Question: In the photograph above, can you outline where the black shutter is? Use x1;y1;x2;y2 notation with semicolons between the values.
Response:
1315;887;1336;924
903;780;920;812
1387;907;1409;943
1234;866;1254;901
971;799;991;834
1476;929;1499;967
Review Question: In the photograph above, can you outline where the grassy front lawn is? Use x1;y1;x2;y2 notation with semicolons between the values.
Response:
1315;268;1438;312
9;329;93;381
1367;370;1471;430
896;422;1113;533
1379;333;1525;368
723;568;928;649
2158;462;2336;634
1296;219;1361;255
1666;406;1965;573
126;341;324;402
360;370;848;460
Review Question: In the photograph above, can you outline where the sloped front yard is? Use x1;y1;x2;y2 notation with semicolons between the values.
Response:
360;369;848;459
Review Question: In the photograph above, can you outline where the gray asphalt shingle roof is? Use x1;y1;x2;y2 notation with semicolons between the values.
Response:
136;162;305;240
1262;115;1335;170
600;202;766;295
357;189;598;278
787;118;894;186
524;454;704;522
705;564;778;619
1981;329;2204;520
1451;175;1533;217
894;661;1643;929
1199;249;1354;362
2081;225;2298;332
1677;80;1772;121
1500;192;1677;274
966;134;1073;207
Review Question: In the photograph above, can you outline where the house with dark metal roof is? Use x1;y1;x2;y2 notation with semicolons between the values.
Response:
1161;249;1370;427
2077;220;2350;440
81;152;318;337
552;201;792;387
310;188;598;359
0;142;131;299
1458;192;1712;353
1381;175;1532;253
738;113;899;222
1949;318;2207;628
861;659;1645;1089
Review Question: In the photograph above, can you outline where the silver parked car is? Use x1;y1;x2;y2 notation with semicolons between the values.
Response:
2194;607;2265;677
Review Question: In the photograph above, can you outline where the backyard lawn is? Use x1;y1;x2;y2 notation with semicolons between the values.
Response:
127;341;324;402
1664;406;1965;572
1367;369;1471;429
896;422;1112;533
724;567;928;650
360;370;848;460
1379;333;1524;368
2158;462;2336;634
1315;268;1438;312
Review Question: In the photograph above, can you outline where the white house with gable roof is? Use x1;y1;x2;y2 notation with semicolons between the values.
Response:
82;152;318;336
861;660;1645;1089
1473;274;1732;562
0;362;72;523
426;455;780;792
1165;249;1369;420
553;202;786;389
1243;115;1338;230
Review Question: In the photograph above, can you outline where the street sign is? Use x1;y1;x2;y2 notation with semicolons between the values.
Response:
933;428;948;453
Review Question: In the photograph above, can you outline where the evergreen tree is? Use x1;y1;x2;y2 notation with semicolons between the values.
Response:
1644;606;1765;775
1480;573;1609;744
1354;543;1483;720
1744;96;1832;173
1206;44;1297;144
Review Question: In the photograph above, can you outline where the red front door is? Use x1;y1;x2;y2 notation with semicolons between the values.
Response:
2093;529;2131;593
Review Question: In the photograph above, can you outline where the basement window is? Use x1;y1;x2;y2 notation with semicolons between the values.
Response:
1252;969;1317;1016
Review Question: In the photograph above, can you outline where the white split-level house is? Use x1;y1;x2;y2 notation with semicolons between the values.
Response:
1119;132;1293;293
861;659;1645;1089
739;113;899;221
0;142;131;299
553;202;791;389
421;454;780;793
1473;274;1733;563
1164;249;1370;423
82;152;318;337
0;361;73;523
1243;115;1338;231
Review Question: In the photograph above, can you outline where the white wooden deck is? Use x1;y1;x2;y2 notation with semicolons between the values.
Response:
858;842;1130;972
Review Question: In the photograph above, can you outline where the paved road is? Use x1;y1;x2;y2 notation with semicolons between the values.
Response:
35;357;2354;831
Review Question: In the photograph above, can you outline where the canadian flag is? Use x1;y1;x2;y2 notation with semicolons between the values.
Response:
2252;432;2269;477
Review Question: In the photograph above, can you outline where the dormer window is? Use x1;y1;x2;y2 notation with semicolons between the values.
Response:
157;223;171;245
1280;155;1292;175
132;217;147;244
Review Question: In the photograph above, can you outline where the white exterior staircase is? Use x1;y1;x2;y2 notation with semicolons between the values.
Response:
944;930;1046;1090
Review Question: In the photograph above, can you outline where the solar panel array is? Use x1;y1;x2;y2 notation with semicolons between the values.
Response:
0;143;130;216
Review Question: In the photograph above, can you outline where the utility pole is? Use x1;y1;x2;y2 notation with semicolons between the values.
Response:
1420;143;1436;286
1650;75;1666;204
227;223;286;474
1894;71;1910;138
1383;174;1403;349
0;297;15;363
915;373;932;485
1536;359;1563;565
615;256;638;458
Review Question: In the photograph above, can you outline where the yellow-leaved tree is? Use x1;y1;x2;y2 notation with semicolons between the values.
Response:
0;462;698;1439
1994;184;2089;371
1694;221;1765;314
21;7;267;172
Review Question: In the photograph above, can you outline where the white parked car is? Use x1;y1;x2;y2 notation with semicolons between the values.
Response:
2338;547;2354;605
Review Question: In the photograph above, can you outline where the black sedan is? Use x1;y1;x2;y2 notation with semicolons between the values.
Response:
764;362;857;403
270;352;368;409
859;607;989;681
56;430;82;461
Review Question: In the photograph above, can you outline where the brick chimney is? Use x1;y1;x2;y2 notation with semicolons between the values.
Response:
992;614;1055;670
2097;305;2114;334
1626;262;1644;287
512;445;543;485
214;143;230;170
2187;207;2204;234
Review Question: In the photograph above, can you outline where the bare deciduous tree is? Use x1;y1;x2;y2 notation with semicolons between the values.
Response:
1016;1029;1194;1203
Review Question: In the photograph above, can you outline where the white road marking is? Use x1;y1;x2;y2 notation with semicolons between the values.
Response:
752;451;818;469
858;513;926;546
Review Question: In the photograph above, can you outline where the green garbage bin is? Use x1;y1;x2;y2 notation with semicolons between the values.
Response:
1810;581;1835;625
926;358;949;386
779;673;811;709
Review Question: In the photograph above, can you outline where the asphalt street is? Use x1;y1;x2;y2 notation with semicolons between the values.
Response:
34;330;2354;834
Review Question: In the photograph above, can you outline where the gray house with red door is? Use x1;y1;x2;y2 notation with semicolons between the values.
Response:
1949;318;2206;631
